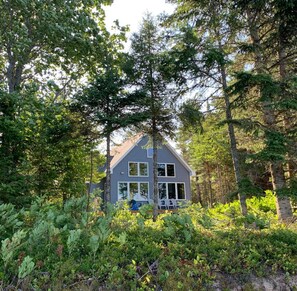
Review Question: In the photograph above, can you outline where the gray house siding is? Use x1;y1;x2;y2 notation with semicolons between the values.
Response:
110;135;192;204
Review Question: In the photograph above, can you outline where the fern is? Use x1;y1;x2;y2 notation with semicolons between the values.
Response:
18;256;35;279
1;229;27;268
0;204;23;241
67;229;82;254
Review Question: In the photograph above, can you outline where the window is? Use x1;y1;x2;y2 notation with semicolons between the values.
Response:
158;182;186;200
129;163;138;176
168;183;176;199
139;163;148;176
157;163;175;177
118;182;149;201
167;164;175;176
140;183;149;199
130;182;138;199
128;162;148;177
147;148;153;158
118;182;128;200
177;183;185;199
157;164;166;176
158;183;166;199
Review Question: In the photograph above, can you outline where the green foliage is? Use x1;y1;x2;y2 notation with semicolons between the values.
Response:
0;204;23;241
0;0;115;205
0;91;32;205
1;194;297;289
203;47;227;68
1;230;27;269
18;256;35;279
0;89;96;204
67;229;82;254
127;15;178;137
178;99;204;134
0;0;113;92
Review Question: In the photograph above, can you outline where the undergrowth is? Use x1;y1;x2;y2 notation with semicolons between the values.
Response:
0;191;297;290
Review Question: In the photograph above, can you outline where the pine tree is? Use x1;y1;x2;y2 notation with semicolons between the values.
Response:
165;0;248;215
127;15;177;220
73;54;148;209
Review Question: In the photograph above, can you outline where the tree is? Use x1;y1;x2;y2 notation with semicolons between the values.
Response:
73;54;148;209
0;86;96;205
0;0;113;93
0;90;30;205
178;104;237;206
165;0;248;215
127;15;177;221
0;0;116;205
228;0;297;220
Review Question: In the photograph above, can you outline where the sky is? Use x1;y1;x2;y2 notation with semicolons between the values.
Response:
103;1;178;147
104;0;175;37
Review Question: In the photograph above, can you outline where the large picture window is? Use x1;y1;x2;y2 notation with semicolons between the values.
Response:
129;162;148;177
157;163;175;177
158;182;185;200
118;182;149;201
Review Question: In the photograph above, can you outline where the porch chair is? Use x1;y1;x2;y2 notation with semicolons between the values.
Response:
158;199;167;209
169;199;177;209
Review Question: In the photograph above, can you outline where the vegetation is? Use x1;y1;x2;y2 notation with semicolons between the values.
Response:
0;0;296;288
1;193;297;290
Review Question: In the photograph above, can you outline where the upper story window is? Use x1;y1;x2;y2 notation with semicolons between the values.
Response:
157;163;175;177
129;162;148;177
147;148;153;158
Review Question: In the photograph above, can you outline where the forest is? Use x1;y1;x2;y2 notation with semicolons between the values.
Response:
0;0;297;289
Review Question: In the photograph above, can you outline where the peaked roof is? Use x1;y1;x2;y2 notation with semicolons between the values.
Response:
110;134;194;175
110;133;143;169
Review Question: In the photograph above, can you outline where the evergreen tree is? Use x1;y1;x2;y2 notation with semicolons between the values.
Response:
228;0;297;220
127;15;177;221
165;0;248;215
73;54;148;209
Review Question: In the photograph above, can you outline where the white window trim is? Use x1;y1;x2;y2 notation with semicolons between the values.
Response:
157;163;176;177
118;182;128;201
128;161;149;177
118;181;149;201
157;182;186;200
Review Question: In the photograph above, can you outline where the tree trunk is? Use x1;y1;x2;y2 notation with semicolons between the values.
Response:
152;130;159;222
195;170;203;205
270;162;293;220
105;134;111;211
86;150;93;212
206;162;213;207
216;166;224;203
219;60;248;216
62;192;67;205
278;33;296;182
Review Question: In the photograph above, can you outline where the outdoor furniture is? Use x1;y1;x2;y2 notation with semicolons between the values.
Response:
158;199;178;209
169;199;177;209
158;199;167;209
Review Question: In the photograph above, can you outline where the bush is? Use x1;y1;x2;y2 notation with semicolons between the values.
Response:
1;193;297;289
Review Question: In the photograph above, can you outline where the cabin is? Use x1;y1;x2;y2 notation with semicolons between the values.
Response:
101;134;193;208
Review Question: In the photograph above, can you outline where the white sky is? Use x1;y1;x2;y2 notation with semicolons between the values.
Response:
103;1;178;148
104;0;175;36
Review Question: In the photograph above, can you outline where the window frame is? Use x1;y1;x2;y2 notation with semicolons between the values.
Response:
157;163;175;177
128;162;149;177
118;181;149;201
157;182;186;200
